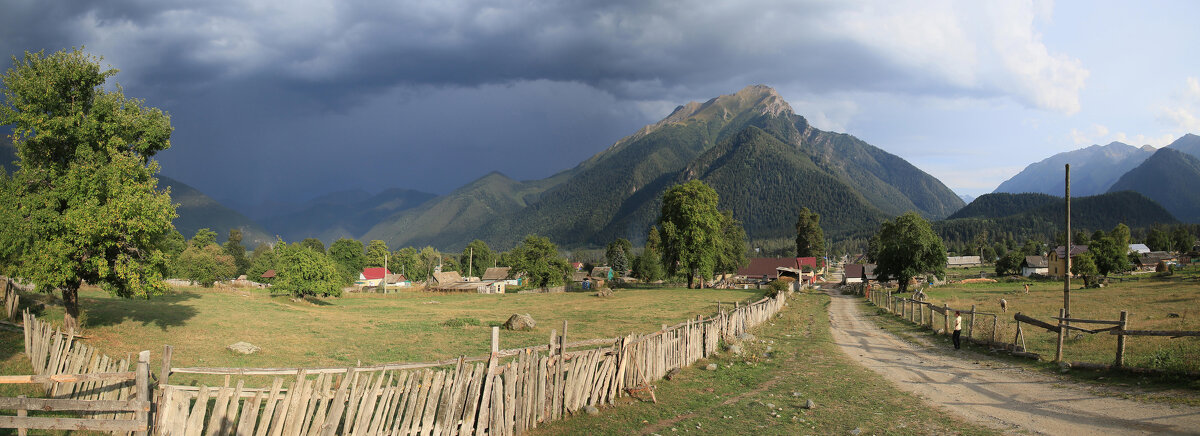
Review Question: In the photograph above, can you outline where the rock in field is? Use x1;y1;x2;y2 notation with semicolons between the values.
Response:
726;344;744;355
665;368;681;380
227;342;260;355
504;313;536;331
596;287;614;297
583;405;600;415
804;399;816;409
705;363;718;371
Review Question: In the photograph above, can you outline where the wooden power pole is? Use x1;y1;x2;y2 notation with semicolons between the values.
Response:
1064;164;1071;320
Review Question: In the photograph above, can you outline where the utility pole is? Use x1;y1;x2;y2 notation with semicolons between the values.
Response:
383;253;388;294
1064;164;1071;321
469;247;474;278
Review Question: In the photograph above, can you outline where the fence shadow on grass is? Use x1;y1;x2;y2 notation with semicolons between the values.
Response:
81;290;201;331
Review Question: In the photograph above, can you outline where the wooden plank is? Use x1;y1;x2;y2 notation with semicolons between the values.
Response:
1110;329;1200;337
387;371;415;436
1051;317;1122;325
419;370;445;436
1014;312;1061;333
284;375;315;436
184;385;211;436
473;356;497;436
409;369;435;436
0;415;146;432
0;397;148;412
317;368;356;436
0;371;136;384
396;369;423;436
350;372;383;436
236;390;264;436
298;373;326;436
458;363;484;436
254;378;285;436
305;374;336;436
433;362;459;436
204;385;233;436
440;360;467;436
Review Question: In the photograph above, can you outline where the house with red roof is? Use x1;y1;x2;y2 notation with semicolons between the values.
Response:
357;267;393;287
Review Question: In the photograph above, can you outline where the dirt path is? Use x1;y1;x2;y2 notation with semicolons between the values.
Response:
825;289;1200;435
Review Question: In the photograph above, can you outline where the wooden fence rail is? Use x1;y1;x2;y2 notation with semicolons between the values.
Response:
0;349;150;434
152;291;788;435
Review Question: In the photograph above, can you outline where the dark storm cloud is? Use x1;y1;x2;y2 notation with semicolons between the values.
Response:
2;0;1086;206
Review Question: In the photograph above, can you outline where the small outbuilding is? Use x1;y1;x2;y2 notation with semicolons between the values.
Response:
1020;256;1048;277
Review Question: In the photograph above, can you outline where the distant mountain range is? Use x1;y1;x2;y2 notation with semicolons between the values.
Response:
993;141;1156;196
360;85;963;249
938;191;1178;245
1108;146;1200;223
994;134;1200;223
261;188;436;243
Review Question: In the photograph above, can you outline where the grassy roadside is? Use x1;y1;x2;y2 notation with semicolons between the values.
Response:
857;296;1200;408
530;291;997;435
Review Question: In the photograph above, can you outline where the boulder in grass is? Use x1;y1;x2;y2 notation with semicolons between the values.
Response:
595;287;614;297
504;313;536;331
227;342;260;355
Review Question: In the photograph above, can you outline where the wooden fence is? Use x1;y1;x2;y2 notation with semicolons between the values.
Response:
2;278;23;322
864;290;1200;370
12;310;151;433
152;291;789;435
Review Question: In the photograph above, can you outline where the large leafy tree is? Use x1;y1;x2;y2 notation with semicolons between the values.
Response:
364;240;390;268
1089;232;1129;277
507;235;570;288
178;243;236;287
874;212;947;293
1172;227;1195;253
274;241;342;297
299;238;326;254
0;49;176;331
328;238;366;284
659;180;724;288
222;229;250;277
794;207;825;258
459;239;496;278
391;247;420;280
1146;226;1171;252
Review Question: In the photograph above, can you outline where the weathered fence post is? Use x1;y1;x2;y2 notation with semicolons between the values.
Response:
1055;308;1066;362
991;316;998;345
943;304;949;334
968;305;976;341
160;345;173;387
491;326;500;353
1115;310;1128;368
135;350;150;436
16;395;26;436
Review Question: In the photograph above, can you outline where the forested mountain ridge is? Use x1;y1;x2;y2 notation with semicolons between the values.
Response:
993;141;1155;196
1108;147;1200;223
365;85;964;250
936;191;1178;245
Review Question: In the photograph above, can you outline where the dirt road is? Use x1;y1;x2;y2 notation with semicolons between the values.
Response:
825;289;1200;435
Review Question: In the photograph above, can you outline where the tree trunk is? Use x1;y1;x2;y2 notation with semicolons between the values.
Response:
62;281;81;333
687;272;695;289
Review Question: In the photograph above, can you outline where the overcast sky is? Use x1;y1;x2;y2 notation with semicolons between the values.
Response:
3;0;1198;208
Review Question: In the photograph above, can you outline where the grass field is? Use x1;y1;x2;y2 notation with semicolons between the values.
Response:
889;264;1200;377
530;291;996;435
17;285;768;372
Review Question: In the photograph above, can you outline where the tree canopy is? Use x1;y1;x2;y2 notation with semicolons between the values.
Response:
328;238;366;285
873;212;947;293
794;207;825;258
658;180;724;288
0;49;176;331
273;241;342;298
605;238;633;275
507;235;569;288
459;239;496;278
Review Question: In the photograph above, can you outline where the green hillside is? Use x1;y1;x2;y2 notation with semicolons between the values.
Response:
675;126;889;239
1108;147;1200;223
946;192;1058;220
936;191;1178;244
364;85;964;250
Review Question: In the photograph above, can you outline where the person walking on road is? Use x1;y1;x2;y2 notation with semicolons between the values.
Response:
953;311;963;350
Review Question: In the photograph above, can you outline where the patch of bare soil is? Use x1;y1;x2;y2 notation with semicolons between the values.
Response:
826;290;1200;435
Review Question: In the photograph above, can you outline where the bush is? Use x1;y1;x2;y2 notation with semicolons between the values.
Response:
766;279;789;296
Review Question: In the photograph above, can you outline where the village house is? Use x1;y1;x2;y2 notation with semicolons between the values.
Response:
736;258;803;282
1047;245;1088;277
1135;251;1177;271
1020;255;1049;277
946;256;983;268
356;267;392;287
428;270;505;293
843;263;877;284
